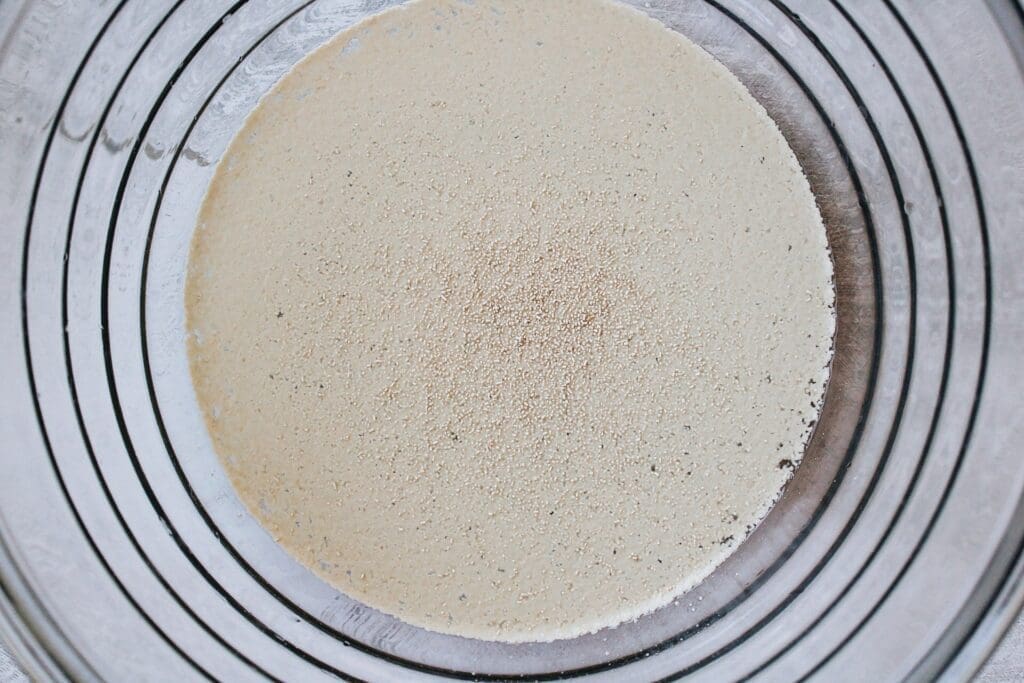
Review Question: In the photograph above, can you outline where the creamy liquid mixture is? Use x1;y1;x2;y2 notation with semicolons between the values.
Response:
187;0;834;642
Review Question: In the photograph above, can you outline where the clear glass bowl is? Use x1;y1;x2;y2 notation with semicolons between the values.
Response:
1;1;1023;680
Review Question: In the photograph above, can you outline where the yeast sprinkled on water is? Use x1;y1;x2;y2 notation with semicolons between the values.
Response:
187;0;834;642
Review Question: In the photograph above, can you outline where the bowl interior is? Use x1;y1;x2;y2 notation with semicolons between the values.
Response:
2;0;1023;680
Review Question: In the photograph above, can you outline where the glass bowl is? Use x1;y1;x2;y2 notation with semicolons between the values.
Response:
1;0;1023;680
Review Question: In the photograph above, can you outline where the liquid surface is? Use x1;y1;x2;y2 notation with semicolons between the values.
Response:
187;0;834;642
